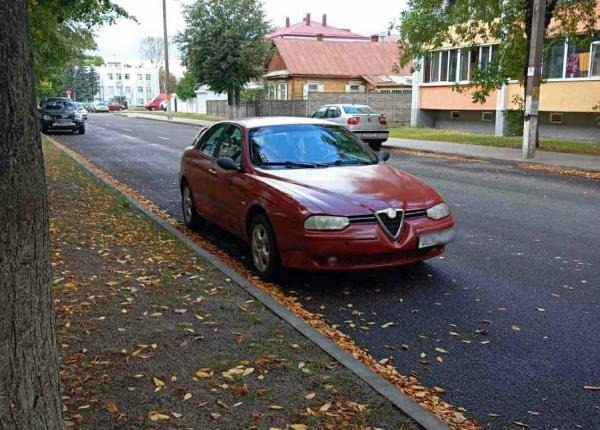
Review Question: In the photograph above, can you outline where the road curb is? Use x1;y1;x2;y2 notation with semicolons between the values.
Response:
383;143;600;174
47;137;451;430
117;112;214;128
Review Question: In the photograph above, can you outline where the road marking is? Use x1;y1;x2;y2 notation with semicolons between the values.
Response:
124;128;133;132
158;136;169;140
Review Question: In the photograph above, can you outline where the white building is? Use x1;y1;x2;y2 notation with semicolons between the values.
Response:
174;85;228;114
95;61;160;107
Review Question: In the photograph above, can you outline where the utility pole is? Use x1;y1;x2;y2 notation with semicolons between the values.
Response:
162;0;172;120
522;0;545;159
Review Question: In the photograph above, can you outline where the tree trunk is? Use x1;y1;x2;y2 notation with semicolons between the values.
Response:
234;87;241;119
227;90;234;119
0;1;65;429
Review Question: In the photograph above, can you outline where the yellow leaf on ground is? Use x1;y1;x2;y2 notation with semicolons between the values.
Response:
380;322;394;328
291;425;308;430
210;412;221;420
183;393;192;401
304;393;316;400
148;411;170;421
269;405;284;410
105;402;118;413
194;368;213;378
319;402;331;412
153;377;165;388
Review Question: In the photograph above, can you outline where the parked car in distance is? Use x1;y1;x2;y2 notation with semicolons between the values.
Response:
179;117;454;279
74;102;88;120
108;102;125;111
90;101;110;113
312;104;389;150
146;93;167;111
39;98;85;135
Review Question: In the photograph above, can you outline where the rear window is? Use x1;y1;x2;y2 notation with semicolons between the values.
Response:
342;105;379;115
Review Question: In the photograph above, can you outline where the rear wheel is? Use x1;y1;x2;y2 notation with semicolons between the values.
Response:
181;181;205;229
78;124;85;135
250;214;281;280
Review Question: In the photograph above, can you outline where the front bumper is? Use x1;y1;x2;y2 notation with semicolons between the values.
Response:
279;215;454;271
41;119;82;130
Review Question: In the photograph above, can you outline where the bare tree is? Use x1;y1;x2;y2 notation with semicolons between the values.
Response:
139;36;164;66
0;0;64;428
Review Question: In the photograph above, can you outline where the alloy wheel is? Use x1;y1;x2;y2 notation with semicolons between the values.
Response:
252;224;270;273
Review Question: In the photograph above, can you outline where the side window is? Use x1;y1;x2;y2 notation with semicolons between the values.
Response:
215;126;243;164
326;107;340;118
198;124;228;157
312;107;328;119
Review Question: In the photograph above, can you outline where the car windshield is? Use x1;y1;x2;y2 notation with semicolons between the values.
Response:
249;124;379;169
342;105;379;115
45;101;74;110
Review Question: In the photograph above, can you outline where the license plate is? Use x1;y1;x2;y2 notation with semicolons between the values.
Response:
57;119;71;124
361;133;385;138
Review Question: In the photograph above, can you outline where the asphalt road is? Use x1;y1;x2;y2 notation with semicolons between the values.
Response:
52;113;600;429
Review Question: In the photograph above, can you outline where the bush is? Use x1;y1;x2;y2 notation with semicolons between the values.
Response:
505;95;524;136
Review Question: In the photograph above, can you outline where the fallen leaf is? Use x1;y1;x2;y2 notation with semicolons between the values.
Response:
319;402;331;412
269;405;284;410
210;412;221;420
183;393;192;401
216;399;229;410
194;368;213;378
512;325;521;332
584;385;600;391
148;411;170;421
435;347;448;354
381;322;394;329
304;393;316;400
105;402;118;413
290;425;308;430
536;307;546;312
153;377;165;388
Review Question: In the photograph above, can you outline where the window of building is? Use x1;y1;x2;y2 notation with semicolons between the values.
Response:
430;52;440;82
146;87;152;93
107;73;113;80
146;74;151;80
266;82;276;99
450;111;460;119
543;42;566;79
278;81;287;100
137;98;144;105
549;112;563;124
459;48;471;81
482;111;493;122
591;41;600;77
116;73;122;80
125;86;131;94
440;50;449;81
138;87;143;93
448;49;459;83
137;74;143;80
125;73;130;80
307;82;322;92
566;37;591;78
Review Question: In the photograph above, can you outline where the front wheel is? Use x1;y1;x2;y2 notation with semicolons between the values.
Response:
78;124;85;135
181;182;205;229
250;214;281;280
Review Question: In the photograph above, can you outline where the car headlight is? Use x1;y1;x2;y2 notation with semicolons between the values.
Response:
75;113;83;120
426;203;450;220
43;114;53;121
304;215;350;231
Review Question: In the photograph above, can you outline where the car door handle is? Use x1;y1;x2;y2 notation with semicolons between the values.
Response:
208;168;217;175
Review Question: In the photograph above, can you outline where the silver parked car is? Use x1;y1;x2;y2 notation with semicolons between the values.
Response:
312;104;389;150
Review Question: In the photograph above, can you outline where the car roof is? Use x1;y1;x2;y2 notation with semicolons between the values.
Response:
324;104;372;109
228;116;335;129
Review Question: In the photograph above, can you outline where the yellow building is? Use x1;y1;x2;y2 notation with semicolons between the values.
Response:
412;26;600;140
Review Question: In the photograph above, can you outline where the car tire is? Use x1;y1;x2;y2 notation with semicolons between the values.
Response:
250;214;281;280
41;126;49;134
78;124;85;135
368;140;383;151
181;181;205;230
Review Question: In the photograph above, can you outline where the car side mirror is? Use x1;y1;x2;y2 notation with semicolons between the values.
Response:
379;150;390;162
217;157;240;171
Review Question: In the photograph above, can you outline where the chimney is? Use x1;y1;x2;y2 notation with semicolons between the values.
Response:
316;33;324;41
370;34;379;42
322;14;327;27
305;13;311;26
285;17;290;27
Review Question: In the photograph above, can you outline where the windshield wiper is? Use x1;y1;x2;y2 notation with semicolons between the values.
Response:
259;161;325;169
323;159;374;166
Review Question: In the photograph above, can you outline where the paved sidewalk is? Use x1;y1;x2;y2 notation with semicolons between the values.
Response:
119;112;217;128
385;137;600;172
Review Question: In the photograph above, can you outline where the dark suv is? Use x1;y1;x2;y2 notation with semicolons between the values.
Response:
40;97;85;135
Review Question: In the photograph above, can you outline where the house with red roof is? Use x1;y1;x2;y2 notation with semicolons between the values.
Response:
267;13;370;42
264;37;412;100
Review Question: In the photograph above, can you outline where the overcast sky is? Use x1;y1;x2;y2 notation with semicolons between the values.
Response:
94;0;407;77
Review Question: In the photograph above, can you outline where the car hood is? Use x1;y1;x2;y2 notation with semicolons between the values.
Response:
255;163;443;216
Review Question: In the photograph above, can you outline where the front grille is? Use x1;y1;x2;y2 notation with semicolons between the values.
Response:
348;208;426;225
375;210;404;238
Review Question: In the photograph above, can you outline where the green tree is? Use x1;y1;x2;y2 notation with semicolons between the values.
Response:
398;0;598;103
29;0;131;99
159;68;178;94
175;72;198;101
175;0;273;118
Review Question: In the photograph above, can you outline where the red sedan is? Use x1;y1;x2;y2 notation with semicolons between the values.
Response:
108;102;124;111
179;117;454;279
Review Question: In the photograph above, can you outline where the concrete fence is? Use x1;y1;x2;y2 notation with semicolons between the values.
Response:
206;99;307;118
307;91;412;125
206;90;412;125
